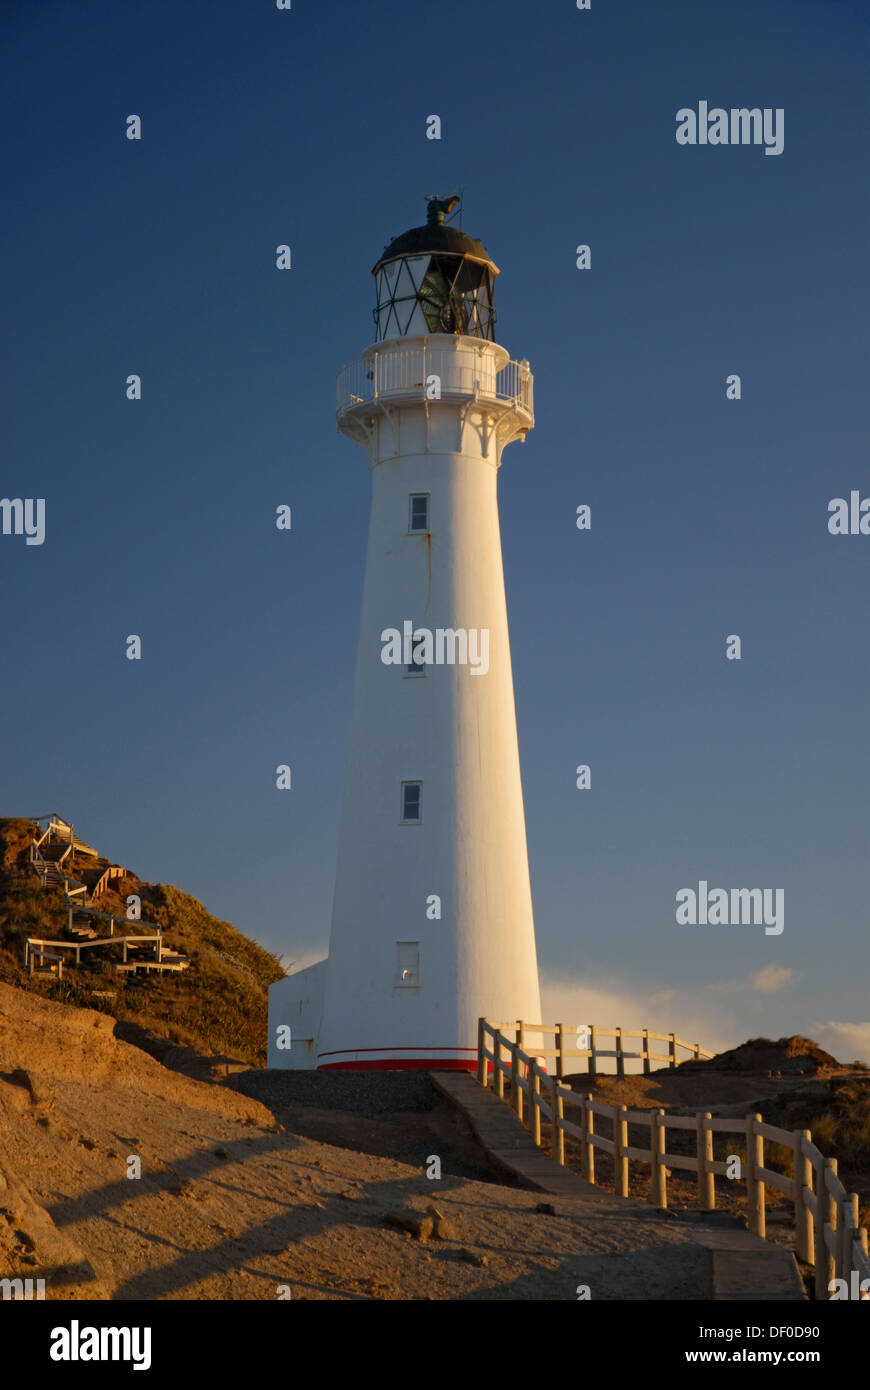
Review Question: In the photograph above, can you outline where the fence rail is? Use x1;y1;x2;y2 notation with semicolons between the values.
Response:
484;1018;713;1078
478;1019;869;1301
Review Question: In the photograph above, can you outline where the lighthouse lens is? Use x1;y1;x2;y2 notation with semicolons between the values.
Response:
375;254;495;342
420;262;454;333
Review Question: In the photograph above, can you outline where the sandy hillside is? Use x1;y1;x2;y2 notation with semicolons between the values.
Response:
0;983;720;1301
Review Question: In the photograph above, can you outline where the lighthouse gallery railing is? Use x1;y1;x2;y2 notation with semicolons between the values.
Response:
337;342;533;418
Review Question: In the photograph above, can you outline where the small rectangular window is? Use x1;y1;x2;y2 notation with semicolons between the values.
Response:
409;494;429;533
401;782;422;823
395;941;420;988
406;632;426;675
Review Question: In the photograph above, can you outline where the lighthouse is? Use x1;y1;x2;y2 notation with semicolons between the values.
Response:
268;197;542;1071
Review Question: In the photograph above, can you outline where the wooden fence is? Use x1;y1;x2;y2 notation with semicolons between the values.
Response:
499;1018;714;1078
478;1019;870;1301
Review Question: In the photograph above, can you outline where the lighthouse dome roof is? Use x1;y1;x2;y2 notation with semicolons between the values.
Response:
373;224;498;276
370;199;500;342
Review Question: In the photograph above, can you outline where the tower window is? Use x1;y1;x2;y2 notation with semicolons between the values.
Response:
406;632;426;675
409;494;429;533
395;942;420;988
401;782;422;823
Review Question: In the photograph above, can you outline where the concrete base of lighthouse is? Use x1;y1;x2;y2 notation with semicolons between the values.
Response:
268;957;495;1071
267;960;327;1070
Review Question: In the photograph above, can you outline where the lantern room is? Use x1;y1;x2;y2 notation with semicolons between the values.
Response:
371;195;499;343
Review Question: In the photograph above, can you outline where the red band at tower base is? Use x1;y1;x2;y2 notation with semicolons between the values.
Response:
318;1058;478;1072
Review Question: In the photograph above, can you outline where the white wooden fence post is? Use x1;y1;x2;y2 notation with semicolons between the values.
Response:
858;1225;870;1299
553;1079;565;1166
615;1027;625;1079
616;1105;629;1197
795;1129;813;1265
843;1192;859;1284
642;1027;650;1077
556;1023;565;1080
813;1150;828;1300
588;1025;597;1078
513;1039;523;1123
496;1031;505;1100
824;1159;838;1294
697;1113;715;1209
531;1065;541;1146
582;1094;594;1183
477;1017;486;1086
652;1108;667;1208
747;1114;765;1238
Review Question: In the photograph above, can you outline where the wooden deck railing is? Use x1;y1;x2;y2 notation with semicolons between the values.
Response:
24;818;190;978
478;1019;870;1301
26;932;164;969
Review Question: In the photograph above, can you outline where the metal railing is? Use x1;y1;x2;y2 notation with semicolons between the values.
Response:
337;340;533;418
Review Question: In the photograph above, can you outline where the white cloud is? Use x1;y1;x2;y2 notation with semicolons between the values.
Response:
539;970;737;1064
810;1021;870;1065
703;964;795;997
282;946;328;976
539;970;867;1069
746;964;795;994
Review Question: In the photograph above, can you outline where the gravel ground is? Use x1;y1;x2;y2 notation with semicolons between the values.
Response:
235;1068;442;1116
0;989;759;1300
232;1068;505;1184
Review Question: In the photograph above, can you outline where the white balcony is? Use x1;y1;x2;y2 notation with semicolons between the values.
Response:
336;335;534;431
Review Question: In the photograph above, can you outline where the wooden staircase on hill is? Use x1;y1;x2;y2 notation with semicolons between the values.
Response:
25;815;191;979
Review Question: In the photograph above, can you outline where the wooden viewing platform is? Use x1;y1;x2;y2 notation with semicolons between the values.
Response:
24;816;191;979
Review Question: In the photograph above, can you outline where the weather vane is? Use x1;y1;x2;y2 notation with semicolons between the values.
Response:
426;194;460;226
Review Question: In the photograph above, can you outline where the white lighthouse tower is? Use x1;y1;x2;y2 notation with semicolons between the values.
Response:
268;197;542;1070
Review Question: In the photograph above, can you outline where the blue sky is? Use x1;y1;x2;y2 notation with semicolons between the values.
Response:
2;0;868;1060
